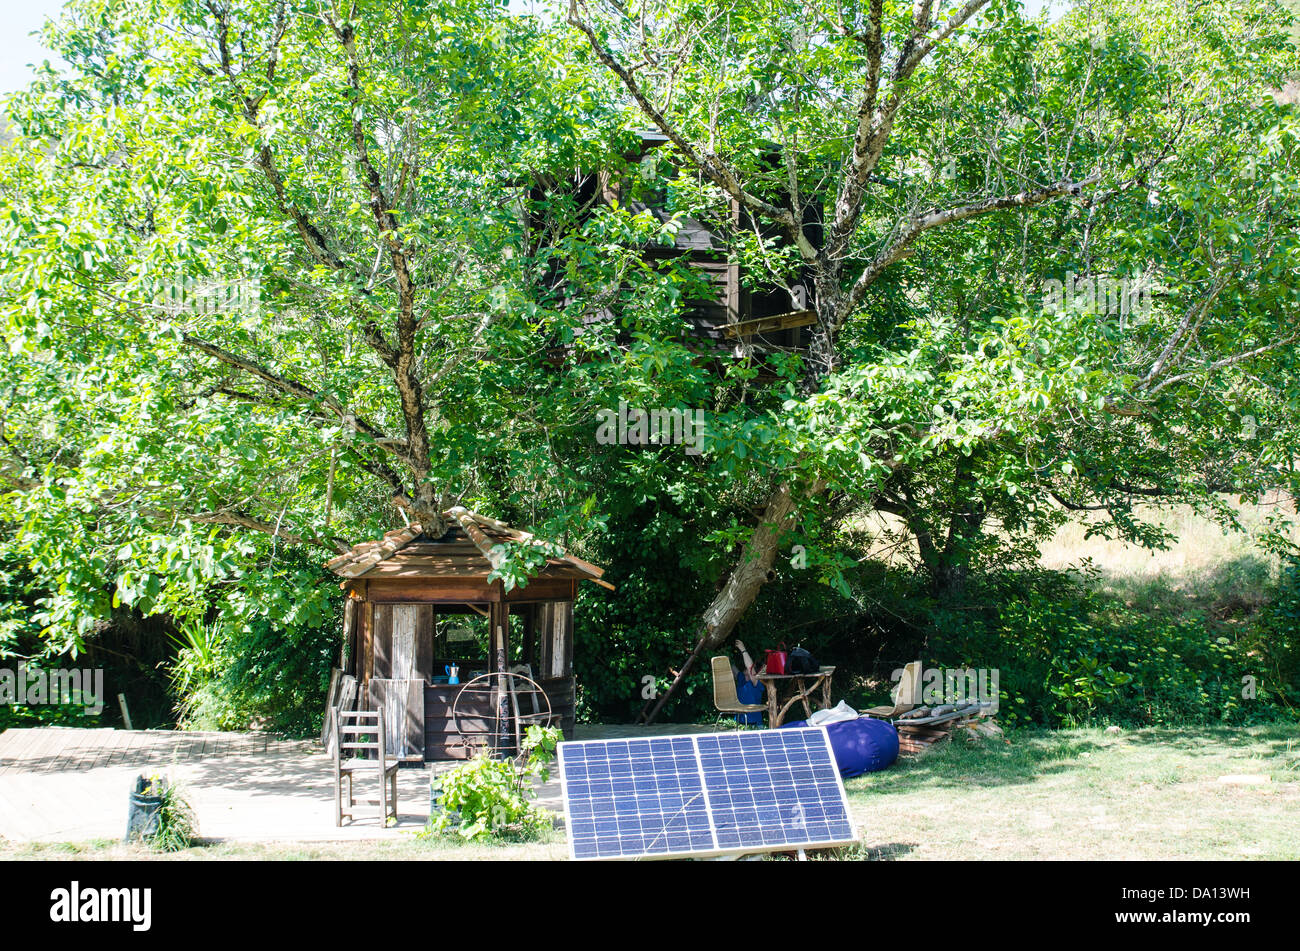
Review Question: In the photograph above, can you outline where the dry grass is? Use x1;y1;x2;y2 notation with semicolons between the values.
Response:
0;832;568;862
1038;495;1299;582
852;494;1298;603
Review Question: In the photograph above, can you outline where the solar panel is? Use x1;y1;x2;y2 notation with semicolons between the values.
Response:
558;728;857;860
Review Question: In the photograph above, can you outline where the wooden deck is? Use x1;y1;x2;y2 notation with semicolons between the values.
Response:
0;727;313;776
0;723;733;843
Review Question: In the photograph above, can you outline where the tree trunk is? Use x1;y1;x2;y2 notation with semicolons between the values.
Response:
803;274;844;390
640;478;825;723
641;266;841;724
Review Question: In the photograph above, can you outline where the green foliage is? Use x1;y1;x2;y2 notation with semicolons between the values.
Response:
0;547;41;660
928;567;1299;728
1253;557;1300;711
0;693;102;730
133;773;198;853
167;616;223;700
145;548;337;733
487;538;567;593
423;726;562;842
520;723;562;781
1;0;1299;738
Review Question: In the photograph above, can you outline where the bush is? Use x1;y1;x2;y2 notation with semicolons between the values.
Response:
423;725;561;842
165;555;342;735
1251;556;1300;713
130;774;198;852
180;613;337;735
927;567;1299;727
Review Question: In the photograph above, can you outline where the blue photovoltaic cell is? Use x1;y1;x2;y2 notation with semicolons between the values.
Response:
697;730;855;851
559;728;855;860
560;736;714;860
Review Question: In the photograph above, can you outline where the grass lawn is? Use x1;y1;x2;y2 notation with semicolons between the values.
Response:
1;724;1295;861
841;724;1300;861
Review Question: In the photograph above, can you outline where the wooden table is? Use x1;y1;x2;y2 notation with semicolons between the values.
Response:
757;666;836;727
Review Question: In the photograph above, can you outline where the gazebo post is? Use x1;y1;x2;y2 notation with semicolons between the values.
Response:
490;601;511;757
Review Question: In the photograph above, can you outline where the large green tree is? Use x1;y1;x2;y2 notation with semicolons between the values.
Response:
1;0;1298;727
0;0;630;652
565;0;1300;717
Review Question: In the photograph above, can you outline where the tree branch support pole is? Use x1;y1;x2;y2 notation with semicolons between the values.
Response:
639;480;821;723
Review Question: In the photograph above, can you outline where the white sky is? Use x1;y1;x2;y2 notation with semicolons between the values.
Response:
1;0;1065;95
0;0;69;94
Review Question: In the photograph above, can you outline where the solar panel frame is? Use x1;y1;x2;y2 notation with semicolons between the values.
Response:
559;728;857;861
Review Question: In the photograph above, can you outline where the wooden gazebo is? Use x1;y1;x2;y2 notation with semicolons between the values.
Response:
325;506;609;760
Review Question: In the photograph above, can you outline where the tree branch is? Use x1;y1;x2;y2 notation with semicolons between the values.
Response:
825;0;990;262
1145;330;1300;397
179;334;408;493
566;0;813;259
842;174;1098;320
174;507;349;554
323;10;435;492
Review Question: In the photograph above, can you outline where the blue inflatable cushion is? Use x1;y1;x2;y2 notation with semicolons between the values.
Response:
780;716;899;777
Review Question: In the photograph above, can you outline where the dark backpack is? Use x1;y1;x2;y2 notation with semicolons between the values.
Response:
787;647;819;675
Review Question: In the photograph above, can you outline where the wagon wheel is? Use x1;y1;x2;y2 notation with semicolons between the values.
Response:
450;671;553;761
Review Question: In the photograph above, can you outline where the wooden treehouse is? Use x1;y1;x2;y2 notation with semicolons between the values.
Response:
532;130;823;358
325;506;609;761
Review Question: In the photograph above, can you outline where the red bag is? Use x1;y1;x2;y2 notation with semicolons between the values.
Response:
764;643;788;676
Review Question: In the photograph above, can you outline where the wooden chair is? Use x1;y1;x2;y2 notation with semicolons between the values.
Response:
864;660;922;719
710;656;766;722
332;708;399;827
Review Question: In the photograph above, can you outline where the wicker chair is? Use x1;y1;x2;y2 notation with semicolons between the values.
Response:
710;656;766;722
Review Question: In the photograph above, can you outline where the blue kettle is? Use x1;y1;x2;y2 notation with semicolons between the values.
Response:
445;664;460;686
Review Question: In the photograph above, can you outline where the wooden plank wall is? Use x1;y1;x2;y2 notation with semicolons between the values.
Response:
340;600;354;670
320;668;342;747
535;602;574;680
361;600;373;681
422;677;576;758
539;675;576;741
321;671;358;754
368;604;434;681
352;600;579;758
424;683;497;760
368;678;424;759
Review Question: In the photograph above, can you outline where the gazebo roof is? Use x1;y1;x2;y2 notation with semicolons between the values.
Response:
325;506;611;589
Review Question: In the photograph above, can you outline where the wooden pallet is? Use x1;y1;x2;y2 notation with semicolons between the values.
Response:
896;724;953;756
895;714;1000;756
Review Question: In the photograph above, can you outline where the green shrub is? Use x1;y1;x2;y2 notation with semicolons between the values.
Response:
927;567;1298;728
1251;556;1300;713
132;774;198;852
163;555;341;735
423;726;561;842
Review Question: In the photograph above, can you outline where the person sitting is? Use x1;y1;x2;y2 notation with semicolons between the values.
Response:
732;639;766;725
